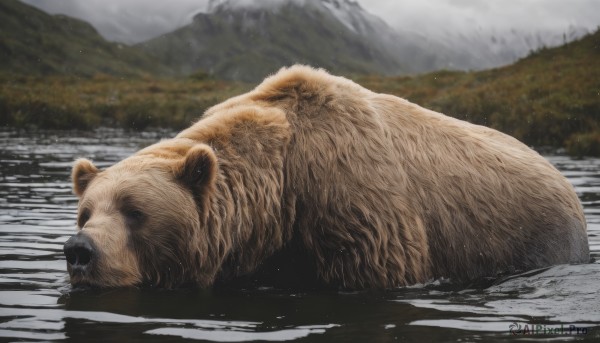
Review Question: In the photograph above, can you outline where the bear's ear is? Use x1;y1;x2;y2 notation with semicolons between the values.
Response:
175;145;218;194
72;158;99;197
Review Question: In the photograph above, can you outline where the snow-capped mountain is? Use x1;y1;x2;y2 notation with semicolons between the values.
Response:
139;0;422;81
142;0;593;81
202;0;396;39
22;0;594;80
21;0;600;74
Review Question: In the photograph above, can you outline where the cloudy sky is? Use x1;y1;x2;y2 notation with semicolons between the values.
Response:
22;0;600;44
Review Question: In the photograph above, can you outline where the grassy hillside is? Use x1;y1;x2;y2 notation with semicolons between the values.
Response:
359;29;600;156
0;73;248;130
0;0;171;77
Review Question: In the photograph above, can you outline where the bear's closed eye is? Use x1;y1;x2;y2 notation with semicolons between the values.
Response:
78;209;90;228
124;209;144;227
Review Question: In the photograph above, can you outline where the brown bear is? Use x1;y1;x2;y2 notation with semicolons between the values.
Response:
64;65;590;289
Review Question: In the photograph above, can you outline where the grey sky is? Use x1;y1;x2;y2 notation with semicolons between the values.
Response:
22;0;600;44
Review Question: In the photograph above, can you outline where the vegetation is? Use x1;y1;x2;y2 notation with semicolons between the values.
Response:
0;74;248;130
359;29;600;156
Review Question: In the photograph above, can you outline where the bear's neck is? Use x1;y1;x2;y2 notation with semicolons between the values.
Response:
207;142;291;280
176;108;293;282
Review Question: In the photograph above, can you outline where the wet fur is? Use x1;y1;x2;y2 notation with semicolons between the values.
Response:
72;65;589;289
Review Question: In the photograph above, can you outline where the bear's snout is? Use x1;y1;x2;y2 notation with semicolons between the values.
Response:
64;232;95;276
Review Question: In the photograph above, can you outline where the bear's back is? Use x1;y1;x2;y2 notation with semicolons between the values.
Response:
255;66;589;286
187;65;588;288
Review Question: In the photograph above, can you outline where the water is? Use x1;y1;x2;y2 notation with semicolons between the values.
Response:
1;128;599;342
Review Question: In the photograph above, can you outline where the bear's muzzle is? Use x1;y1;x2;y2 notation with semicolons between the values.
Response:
64;232;96;280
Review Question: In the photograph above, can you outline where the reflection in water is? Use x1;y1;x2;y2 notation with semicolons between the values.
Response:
0;129;599;342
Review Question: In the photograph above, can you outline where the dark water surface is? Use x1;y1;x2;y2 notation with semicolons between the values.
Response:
1;129;599;342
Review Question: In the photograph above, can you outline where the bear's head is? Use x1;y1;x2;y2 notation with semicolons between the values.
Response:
64;144;219;288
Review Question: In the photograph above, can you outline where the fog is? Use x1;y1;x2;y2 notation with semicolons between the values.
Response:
22;0;600;44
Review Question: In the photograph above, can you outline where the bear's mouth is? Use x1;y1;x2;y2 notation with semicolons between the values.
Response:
66;258;144;289
67;269;116;290
69;280;96;290
67;268;95;287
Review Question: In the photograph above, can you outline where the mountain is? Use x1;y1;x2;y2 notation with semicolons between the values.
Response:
134;0;597;82
18;0;595;78
139;0;437;81
0;0;171;77
359;29;600;156
421;25;592;71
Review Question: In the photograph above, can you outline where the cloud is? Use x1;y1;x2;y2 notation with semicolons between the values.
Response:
21;0;209;43
20;0;600;44
367;0;600;35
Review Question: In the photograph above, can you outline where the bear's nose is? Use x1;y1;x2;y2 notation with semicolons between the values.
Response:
64;233;95;270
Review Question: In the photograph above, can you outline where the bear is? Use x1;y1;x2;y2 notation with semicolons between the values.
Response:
64;65;590;289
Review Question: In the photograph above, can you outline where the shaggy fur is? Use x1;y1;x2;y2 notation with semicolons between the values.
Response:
69;65;589;289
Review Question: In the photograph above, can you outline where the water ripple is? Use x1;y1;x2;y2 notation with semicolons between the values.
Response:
1;130;599;342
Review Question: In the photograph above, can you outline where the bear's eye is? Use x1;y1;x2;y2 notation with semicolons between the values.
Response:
78;209;90;227
123;208;144;227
